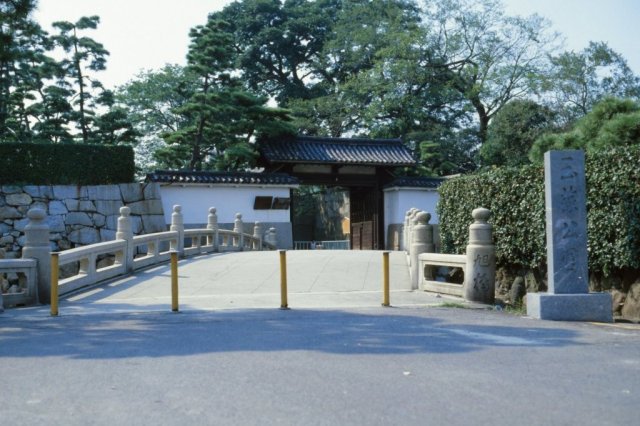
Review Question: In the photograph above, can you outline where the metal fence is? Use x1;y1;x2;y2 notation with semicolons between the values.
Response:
294;240;351;250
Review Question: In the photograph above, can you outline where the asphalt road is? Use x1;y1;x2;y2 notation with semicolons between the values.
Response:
2;306;639;426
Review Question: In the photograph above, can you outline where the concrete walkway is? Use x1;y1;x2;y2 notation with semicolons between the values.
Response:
4;250;457;318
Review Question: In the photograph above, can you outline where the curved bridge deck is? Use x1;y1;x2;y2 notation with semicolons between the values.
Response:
48;250;447;315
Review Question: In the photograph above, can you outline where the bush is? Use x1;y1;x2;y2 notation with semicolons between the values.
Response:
0;143;135;185
438;146;640;275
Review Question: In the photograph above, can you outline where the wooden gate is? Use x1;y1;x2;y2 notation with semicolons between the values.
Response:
350;187;379;250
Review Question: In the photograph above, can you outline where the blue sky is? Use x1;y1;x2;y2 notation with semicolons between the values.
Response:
33;0;640;90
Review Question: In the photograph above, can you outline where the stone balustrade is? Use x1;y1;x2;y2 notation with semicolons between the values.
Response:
0;258;37;310
404;207;496;304
0;204;277;310
57;239;127;295
132;231;179;270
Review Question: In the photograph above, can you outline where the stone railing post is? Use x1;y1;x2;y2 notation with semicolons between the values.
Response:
264;227;277;248
253;222;263;250
22;208;51;304
170;205;184;256
116;206;134;273
233;213;244;249
406;208;420;262
410;211;435;290
462;208;496;304
207;207;219;251
402;208;416;252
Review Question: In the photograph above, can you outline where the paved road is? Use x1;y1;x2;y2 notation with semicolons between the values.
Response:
1;250;639;425
2;307;639;425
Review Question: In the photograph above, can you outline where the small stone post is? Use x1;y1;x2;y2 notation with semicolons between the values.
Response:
170;205;184;256
410;211;435;290
462;208;496;304
233;213;244;249
265;227;278;248
116;206;134;272
253;222;263;250
207;207;219;251
22;208;50;304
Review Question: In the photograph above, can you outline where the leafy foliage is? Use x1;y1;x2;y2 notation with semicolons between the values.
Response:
1;5;136;146
160;18;296;171
529;98;640;162
438;147;640;275
545;42;640;125
481;100;556;167
0;142;134;184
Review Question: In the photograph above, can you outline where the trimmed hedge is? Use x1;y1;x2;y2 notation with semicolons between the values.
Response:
437;146;640;275
0;143;135;185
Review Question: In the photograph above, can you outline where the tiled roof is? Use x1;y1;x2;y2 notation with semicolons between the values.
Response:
146;170;299;186
258;136;415;166
384;176;444;189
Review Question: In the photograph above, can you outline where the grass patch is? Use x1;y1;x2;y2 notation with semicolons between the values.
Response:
437;302;470;309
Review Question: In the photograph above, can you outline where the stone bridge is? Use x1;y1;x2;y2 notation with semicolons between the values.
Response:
8;250;453;316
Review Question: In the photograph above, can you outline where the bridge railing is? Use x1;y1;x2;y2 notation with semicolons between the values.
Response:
1;205;279;309
58;239;127;295
132;231;179;271
1;258;38;309
406;207;496;304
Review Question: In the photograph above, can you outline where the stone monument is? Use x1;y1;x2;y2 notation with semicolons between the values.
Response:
527;150;612;322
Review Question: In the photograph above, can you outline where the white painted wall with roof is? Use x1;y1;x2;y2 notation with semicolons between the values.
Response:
158;184;293;225
383;184;440;250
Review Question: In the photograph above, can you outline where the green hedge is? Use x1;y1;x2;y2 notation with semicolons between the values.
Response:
437;146;640;275
0;143;135;185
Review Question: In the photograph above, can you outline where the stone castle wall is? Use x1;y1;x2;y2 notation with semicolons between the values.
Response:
0;183;166;258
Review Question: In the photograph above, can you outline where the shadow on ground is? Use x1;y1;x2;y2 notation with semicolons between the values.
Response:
0;308;581;359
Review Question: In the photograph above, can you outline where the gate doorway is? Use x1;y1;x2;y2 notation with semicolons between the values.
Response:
257;136;416;250
350;187;380;250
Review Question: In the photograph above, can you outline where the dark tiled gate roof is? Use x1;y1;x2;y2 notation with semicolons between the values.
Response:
146;170;299;185
258;136;415;166
384;176;444;189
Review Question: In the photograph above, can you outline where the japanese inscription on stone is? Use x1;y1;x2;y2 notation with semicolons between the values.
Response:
544;150;589;294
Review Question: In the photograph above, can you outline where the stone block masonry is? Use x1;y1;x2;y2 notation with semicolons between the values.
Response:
0;183;166;258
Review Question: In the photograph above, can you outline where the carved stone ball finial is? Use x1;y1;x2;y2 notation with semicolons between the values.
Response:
414;211;431;225
119;206;131;217
27;208;46;221
173;205;182;213
472;207;491;223
235;213;242;220
209;207;216;214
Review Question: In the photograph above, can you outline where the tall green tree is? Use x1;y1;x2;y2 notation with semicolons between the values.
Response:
529;97;640;162
116;65;199;172
421;0;559;145
0;0;56;142
51;15;110;143
546;41;640;125
480;99;555;167
164;18;295;171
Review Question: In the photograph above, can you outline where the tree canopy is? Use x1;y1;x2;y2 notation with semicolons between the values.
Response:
4;0;640;176
529;97;640;162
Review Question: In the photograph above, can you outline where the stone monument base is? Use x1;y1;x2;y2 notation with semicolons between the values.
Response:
527;293;613;322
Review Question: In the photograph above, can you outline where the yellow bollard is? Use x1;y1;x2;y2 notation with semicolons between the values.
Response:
279;250;289;309
171;251;179;312
382;251;390;307
50;253;59;316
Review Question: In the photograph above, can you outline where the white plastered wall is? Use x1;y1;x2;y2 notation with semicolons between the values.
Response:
383;187;440;247
158;184;293;225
